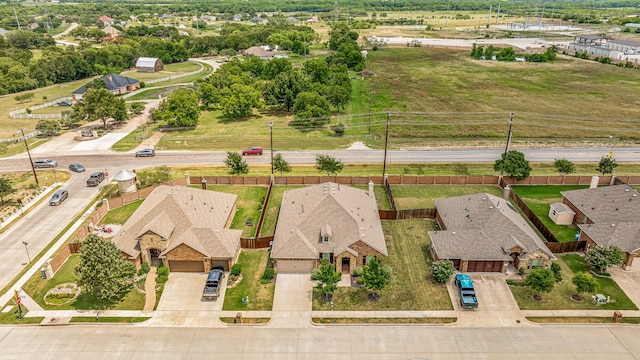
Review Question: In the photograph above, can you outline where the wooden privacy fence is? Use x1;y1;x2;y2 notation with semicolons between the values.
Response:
546;241;587;253
107;178;186;209
241;236;273;249
49;242;82;273
507;188;560;243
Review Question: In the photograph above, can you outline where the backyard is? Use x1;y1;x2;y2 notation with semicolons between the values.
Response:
509;254;637;311
21;255;146;311
206;185;268;238
512;185;589;243
222;249;275;311
312;219;452;311
391;184;503;209
98;200;143;225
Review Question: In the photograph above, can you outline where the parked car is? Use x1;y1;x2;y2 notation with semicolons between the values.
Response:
49;189;68;206
68;163;85;173
86;172;105;187
33;159;58;168
455;273;478;309
135;148;155;157
242;146;263;156
202;269;224;301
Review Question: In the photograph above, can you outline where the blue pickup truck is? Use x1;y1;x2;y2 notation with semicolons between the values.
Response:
455;274;478;309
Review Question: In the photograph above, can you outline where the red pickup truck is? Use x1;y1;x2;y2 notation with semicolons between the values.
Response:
242;146;263;155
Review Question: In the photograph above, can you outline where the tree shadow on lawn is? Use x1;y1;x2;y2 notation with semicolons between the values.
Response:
217;114;262;124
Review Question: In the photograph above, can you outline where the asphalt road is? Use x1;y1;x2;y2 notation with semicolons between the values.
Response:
1;323;640;358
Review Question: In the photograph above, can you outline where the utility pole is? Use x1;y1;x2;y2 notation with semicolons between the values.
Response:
382;112;390;177
495;3;500;24
13;6;21;30
539;5;545;28
368;90;372;134
445;4;449;28
21;128;39;186
487;4;492;26
269;121;274;175
335;1;339;22
501;113;514;176
195;7;199;33
303;32;307;61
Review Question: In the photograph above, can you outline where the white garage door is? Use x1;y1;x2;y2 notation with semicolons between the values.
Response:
277;260;315;273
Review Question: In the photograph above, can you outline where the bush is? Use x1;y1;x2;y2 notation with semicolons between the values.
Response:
138;262;150;276
550;262;562;282
518;267;526;276
157;266;169;276
261;267;275;281
231;263;242;276
506;279;526;286
352;266;364;277
429;260;455;283
156;275;168;283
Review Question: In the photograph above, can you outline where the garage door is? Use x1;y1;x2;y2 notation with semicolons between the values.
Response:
169;260;204;272
467;260;502;272
211;260;229;271
277;260;315;273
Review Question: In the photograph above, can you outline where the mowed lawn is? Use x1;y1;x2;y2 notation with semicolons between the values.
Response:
206;185;267;238
99;200;143;225
391;185;503;209
313;219;452;311
510;254;637;311
222;249;275;311
512;185;588;243
120;61;202;82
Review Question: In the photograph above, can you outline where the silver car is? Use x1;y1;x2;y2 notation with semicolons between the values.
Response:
49;189;68;206
33;159;58;168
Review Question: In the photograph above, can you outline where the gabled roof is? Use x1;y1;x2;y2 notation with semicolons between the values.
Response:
429;193;555;261
562;185;640;223
98;15;114;23
550;202;575;214
102;25;121;35
72;74;140;95
113;185;238;258
579;222;640;254
243;46;274;58
271;182;387;259
136;57;161;68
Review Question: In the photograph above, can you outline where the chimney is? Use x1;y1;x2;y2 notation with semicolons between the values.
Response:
590;175;599;189
503;185;511;200
368;180;374;198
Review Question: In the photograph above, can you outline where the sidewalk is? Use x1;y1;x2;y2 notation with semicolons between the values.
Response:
0;184;57;231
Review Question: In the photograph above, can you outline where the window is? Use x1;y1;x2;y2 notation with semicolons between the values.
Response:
363;255;373;265
528;258;543;269
582;215;588;223
321;235;329;243
320;253;334;263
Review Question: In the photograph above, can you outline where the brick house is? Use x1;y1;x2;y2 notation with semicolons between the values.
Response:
429;193;555;273
102;25;121;38
561;184;640;269
135;57;164;73
72;73;140;101
241;46;274;60
271;182;387;274
112;186;241;272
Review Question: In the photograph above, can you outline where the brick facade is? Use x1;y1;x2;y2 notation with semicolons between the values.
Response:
164;244;209;272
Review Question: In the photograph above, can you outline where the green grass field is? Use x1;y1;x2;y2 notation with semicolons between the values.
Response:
391;185;503;209
99;200;143;225
222;249;275;311
120;61;202;82
206;185;268;238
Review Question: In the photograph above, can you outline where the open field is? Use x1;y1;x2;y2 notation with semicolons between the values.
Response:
509;254;637;311
120;61;202;82
313;219;452;311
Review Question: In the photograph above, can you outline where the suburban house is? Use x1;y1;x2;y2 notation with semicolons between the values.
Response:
429;193;555;273
112;185;241;272
241;46;275;60
135;57;164;72
568;34;640;61
98;15;115;26
102;25;121;38
561;184;640;269
271;182;387;274
72;73;141;101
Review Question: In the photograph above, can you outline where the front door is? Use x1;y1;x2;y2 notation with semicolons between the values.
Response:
341;257;350;273
149;249;161;266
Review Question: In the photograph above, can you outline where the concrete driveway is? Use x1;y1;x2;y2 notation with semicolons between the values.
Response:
448;273;528;327
156;272;227;311
610;266;640;308
270;273;314;328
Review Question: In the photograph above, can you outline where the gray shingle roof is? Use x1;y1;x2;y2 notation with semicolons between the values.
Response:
562;185;640;223
550;202;575;214
113;185;239;259
609;39;640;47
429;193;555;261
579;222;640;253
271;182;387;260
72;73;140;95
243;46;274;58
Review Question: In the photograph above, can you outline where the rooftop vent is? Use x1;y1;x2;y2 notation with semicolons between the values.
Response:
611;224;616;227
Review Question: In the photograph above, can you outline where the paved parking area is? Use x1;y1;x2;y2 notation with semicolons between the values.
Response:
448;273;528;327
156;272;228;311
270;273;314;327
610;266;640;307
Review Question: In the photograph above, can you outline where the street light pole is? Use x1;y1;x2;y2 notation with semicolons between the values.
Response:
269;121;274;175
501;113;514;176
53;169;58;186
22;241;30;263
20;128;39;186
382;112;390;177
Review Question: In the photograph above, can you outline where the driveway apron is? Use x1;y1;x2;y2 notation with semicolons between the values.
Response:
269;273;314;328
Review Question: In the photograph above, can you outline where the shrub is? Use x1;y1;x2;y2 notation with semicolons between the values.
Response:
157;266;169;276
429;260;455;283
156;275;168;283
261;268;275;281
550;262;562;282
518;267;526;276
352;266;364;278
231;263;242;276
506;279;526;286
138;262;150;276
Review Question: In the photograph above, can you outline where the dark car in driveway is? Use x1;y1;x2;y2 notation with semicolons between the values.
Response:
86;172;105;187
242;146;263;156
49;189;68;206
135;148;155;157
68;163;85;172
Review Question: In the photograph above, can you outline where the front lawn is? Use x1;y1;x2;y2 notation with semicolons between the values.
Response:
391;185;503;209
22;255;146;311
222;249;275;311
206;185;268;238
512;185;588;243
99;200;143;225
313;219;452;311
0;302;44;324
509;254;637;310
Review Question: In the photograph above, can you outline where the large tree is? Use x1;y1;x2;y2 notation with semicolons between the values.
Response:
263;69;309;112
315;154;343;176
75;234;136;309
224;151;249;176
586;245;625;273
525;267;555;295
74;88;127;129
596;155;618;175
220;83;261;119
273;153;291;176
553;158;575;175
291;91;331;128
152;88;201;127
572;272;599;298
361;257;391;301
493;150;531;180
36;120;61;137
312;259;342;302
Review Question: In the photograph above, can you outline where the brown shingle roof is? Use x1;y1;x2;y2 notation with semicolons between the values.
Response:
243;46;274;58
271;182;387;259
579;222;640;254
429;193;555;261
562;185;640;223
113;185;238;259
